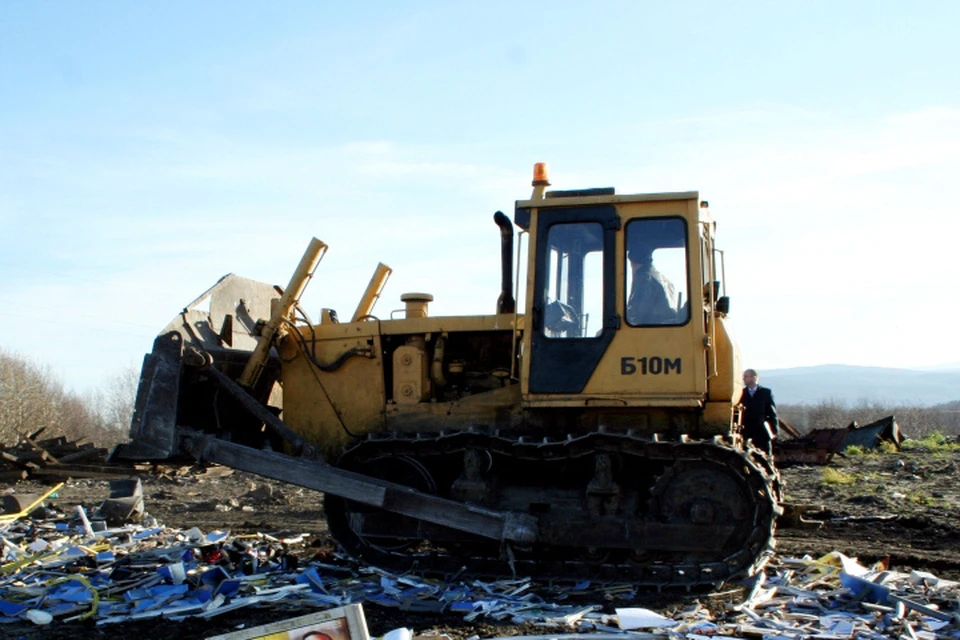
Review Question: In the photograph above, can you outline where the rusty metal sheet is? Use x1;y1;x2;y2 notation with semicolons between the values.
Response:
840;416;904;450
775;428;849;466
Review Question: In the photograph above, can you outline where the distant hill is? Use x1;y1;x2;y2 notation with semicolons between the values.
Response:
918;362;960;372
760;364;960;406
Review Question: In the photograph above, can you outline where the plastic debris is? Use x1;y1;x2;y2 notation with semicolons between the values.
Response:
1;484;959;639
383;627;413;640
615;607;675;629
24;609;54;625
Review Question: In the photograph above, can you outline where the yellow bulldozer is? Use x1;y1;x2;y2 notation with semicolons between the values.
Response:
114;163;781;588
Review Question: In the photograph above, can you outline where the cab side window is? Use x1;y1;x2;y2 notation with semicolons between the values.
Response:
625;218;689;326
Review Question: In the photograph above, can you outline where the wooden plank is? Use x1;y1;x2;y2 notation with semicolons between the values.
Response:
57;448;106;463
36;436;68;449
0;470;28;483
54;463;134;474
8;449;54;465
30;469;129;480
53;441;96;453
22;436;60;466
0;451;42;471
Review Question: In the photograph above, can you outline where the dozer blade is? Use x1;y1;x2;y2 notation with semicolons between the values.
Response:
112;332;184;460
111;272;285;462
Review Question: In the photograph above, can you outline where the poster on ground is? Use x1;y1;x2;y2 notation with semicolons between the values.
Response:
206;603;369;640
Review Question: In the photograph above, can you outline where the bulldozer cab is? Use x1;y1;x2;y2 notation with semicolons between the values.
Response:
516;176;719;407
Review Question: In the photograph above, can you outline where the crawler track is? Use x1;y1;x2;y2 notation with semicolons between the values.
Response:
326;430;782;589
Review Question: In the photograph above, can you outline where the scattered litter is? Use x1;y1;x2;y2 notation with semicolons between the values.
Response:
1;482;959;639
383;627;413;640
0;483;63;523
24;608;53;625
100;478;145;525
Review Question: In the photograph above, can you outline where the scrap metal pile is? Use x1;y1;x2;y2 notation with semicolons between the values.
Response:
1;485;959;639
775;416;906;466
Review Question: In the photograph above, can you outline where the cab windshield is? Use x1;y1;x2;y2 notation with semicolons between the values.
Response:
540;221;604;338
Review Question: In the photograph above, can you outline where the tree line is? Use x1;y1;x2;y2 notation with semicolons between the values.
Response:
779;399;960;438
0;346;137;448
2;345;958;448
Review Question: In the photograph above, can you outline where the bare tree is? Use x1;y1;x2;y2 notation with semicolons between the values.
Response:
780;399;960;438
96;364;140;446
0;346;131;447
0;348;64;441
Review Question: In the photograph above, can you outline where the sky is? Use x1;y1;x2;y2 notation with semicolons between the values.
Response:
2;1;959;395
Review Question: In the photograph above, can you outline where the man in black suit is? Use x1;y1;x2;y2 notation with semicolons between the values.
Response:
739;368;779;455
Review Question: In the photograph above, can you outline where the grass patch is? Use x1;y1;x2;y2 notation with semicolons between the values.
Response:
878;440;899;454
907;490;938;507
843;442;903;457
822;468;856;485
844;441;900;457
902;431;960;453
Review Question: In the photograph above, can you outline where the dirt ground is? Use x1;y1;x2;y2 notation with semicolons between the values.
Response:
3;448;960;639
776;448;960;577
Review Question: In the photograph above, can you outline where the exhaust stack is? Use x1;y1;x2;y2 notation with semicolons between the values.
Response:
494;211;515;314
